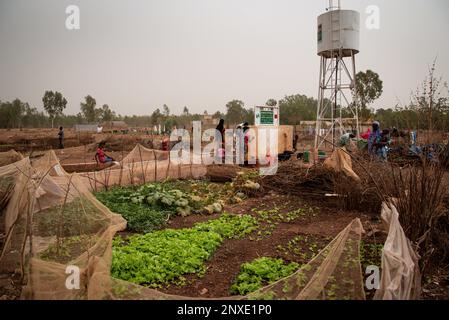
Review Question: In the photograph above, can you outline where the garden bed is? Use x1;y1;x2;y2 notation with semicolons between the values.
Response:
160;193;383;298
96;177;385;299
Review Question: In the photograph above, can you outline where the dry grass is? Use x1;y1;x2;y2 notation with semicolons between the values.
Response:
262;144;449;276
351;146;449;275
260;162;334;197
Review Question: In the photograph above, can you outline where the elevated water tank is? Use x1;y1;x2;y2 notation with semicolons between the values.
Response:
317;9;360;58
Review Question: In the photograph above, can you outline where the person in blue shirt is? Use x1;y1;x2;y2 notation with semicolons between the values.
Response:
368;121;381;155
368;121;390;161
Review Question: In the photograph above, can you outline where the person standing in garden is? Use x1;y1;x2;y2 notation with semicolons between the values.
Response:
58;126;64;149
339;132;356;149
215;119;225;163
368;122;381;155
368;121;389;161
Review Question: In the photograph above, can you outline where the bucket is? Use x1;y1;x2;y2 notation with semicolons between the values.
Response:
303;151;310;163
318;150;327;160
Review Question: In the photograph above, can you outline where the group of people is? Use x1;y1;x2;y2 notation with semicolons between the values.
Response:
215;119;252;165
57;126;116;165
339;121;391;161
59;118;395;166
367;121;391;161
57;119;253;167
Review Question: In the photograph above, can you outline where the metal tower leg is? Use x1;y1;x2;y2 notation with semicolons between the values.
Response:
314;51;359;151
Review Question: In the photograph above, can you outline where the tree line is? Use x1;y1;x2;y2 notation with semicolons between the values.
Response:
1;67;447;132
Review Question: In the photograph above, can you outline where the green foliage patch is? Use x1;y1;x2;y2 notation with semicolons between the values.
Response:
276;234;331;262
230;257;299;295
111;214;258;287
249;205;317;241
95;187;170;233
95;180;227;233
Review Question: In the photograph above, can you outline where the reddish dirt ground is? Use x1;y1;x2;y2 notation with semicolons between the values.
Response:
0;128;95;152
0;128;166;162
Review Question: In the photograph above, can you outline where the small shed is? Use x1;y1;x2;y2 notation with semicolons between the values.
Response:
201;114;219;130
102;121;129;134
102;121;128;129
74;124;99;133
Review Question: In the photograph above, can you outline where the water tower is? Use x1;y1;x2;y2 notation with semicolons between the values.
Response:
314;0;360;150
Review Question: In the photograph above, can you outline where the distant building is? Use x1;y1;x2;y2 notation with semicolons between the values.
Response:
295;121;332;137
102;121;128;129
74;124;99;133
201;113;219;130
97;121;129;134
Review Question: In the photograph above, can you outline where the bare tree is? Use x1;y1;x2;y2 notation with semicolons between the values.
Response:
412;58;449;143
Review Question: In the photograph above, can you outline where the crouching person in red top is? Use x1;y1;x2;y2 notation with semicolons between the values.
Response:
95;142;116;164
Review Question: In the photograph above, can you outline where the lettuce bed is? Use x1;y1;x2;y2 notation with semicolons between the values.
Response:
111;214;258;287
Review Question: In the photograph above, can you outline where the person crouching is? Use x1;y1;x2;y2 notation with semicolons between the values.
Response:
95;143;118;165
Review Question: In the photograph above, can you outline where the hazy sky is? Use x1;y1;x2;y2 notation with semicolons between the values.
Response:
0;0;448;116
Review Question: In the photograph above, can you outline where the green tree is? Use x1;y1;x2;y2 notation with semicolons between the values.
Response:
244;108;255;125
11;99;26;128
182;106;190;116
101;104;116;122
0;99;27;128
80;95;98;123
277;94;317;125
266;99;277;107
22;104;47;128
164;117;178;133
151;108;162;125
162;104;170;117
225;100;246;124
356;70;383;120
213;111;224;120
42;91;68;128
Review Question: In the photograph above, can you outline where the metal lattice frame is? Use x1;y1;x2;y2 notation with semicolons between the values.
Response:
314;5;360;150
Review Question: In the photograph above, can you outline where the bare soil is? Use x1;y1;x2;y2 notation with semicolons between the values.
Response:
0;128;166;160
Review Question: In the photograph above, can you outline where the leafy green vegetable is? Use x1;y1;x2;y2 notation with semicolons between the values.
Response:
360;240;383;270
276;234;331;262
231;257;299;295
95;187;170;233
249;206;317;241
111;214;258;287
95;180;229;233
125;181;225;215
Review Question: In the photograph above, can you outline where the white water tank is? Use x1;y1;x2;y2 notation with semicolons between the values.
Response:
317;9;360;58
